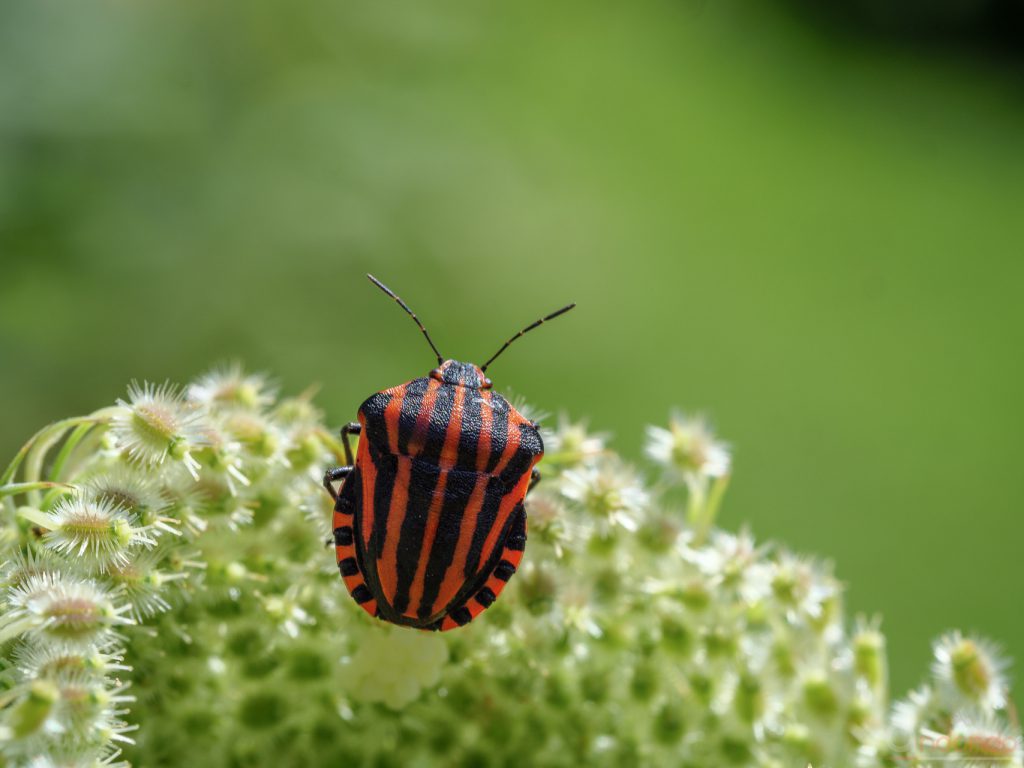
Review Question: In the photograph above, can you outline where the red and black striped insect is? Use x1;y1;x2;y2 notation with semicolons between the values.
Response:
323;275;574;631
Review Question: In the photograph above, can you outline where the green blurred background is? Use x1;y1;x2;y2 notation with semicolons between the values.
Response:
2;0;1022;702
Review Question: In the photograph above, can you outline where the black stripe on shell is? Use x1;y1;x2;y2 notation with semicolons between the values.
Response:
494;560;516;581
484;395;509;473
352;584;373;604
369;452;397;558
359;391;393;453
463;475;505;579
334;526;354;546
415;468;481;620
397;378;430;455
457;389;484;469
391;460;442;615
416;381;456;464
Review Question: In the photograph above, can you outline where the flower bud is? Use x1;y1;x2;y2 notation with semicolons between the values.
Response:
853;624;887;690
735;670;763;724
239;691;287;730
189;365;275;411
659;616;693;658
652;702;686;745
6;574;130;647
112;381;206;478
933;632;1008;710
25;497;154;572
802;672;839;718
630;660;658;702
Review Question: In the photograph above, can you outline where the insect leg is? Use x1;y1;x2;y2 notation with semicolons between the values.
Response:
340;422;361;466
322;466;352;501
438;504;526;631
529;467;541;492
322;466;353;545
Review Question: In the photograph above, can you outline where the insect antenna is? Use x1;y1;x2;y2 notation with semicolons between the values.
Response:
480;302;576;372
367;274;444;365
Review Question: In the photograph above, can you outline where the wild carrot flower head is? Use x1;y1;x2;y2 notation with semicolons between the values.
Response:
646;410;731;482
1;376;1020;768
106;550;189;622
932;632;1010;710
111;382;205;479
890;684;933;742
561;462;648;532
188;363;276;411
1;548;60;591
4;573;131;648
14;643;129;681
82;469;171;531
35;497;155;572
544;415;607;467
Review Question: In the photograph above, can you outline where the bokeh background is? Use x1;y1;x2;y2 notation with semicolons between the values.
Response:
2;0;1022;704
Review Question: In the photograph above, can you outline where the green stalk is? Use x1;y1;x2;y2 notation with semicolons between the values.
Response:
50;422;97;482
0;482;72;499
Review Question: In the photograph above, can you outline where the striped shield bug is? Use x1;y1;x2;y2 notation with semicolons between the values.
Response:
323;274;575;631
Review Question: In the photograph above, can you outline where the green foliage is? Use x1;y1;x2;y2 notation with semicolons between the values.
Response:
0;370;1020;767
3;0;1024;702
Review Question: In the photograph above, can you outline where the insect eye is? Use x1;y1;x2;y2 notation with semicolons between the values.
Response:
482;378;493;389
429;368;443;380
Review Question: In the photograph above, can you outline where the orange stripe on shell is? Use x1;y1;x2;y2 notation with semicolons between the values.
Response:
377;458;411;603
429;472;487;616
403;470;449;618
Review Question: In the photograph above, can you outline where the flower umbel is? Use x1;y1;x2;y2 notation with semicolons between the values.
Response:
646;411;731;541
188;363;276;411
111;381;205;479
646;410;730;482
544;415;607;467
561;461;647;532
933;631;1010;710
0;372;1019;768
2;573;132;648
0;367;331;767
29;497;155;572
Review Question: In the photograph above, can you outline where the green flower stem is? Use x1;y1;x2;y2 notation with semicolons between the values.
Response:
49;421;98;482
0;481;72;499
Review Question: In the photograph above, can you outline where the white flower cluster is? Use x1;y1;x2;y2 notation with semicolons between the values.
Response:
0;368;333;767
871;631;1020;766
345;628;449;710
1;386;1019;768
